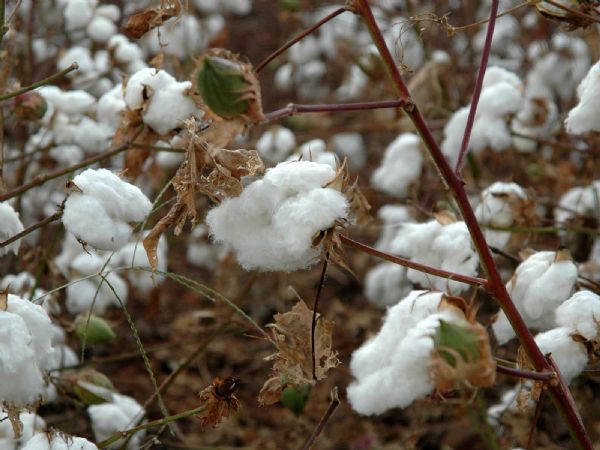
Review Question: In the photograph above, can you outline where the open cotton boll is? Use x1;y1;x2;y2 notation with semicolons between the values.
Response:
371;133;422;197
565;60;600;135
207;161;348;271
66;252;128;315
142;15;206;59
475;182;528;248
63;0;97;30
287;139;337;169
512;96;559;152
96;84;125;131
21;431;99;450
493;250;578;344
256;127;296;163
391;219;479;293
374;205;414;252
62;169;152;251
108;35;147;74
88;393;145;450
38;86;95;116
0;202;24;256
124;68;197;135
554;181;600;224
337;65;369;100
0;411;46;449
187;225;222;270
331;132;366;170
364;262;411;307
348;304;462;415
556;290;600;340
534;327;588;384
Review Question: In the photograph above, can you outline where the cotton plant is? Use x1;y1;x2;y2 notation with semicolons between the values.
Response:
0;411;46;450
256;127;296;163
554;180;600;225
123;68;199;136
0;202;24;256
492;249;578;344
21;431;99;450
0;295;56;417
348;290;494;415
87;393;145;450
371;133;422;197
474;182;530;249
442;67;524;166
390;215;479;293
206;160;349;271
565;59;600;135
61;168;152;251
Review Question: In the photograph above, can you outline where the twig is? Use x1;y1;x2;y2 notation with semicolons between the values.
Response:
340;235;488;287
301;387;340;450
0;208;63;249
0;63;79;101
451;2;529;32
543;0;600;25
264;99;409;122
255;6;348;73
496;364;556;382
0;127;144;202
454;0;499;175
350;1;593;448
311;252;329;381
97;405;206;449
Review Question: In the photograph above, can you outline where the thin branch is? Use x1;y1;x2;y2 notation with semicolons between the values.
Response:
0;208;63;249
0;63;79;101
264;99;409;122
311;252;329;381
350;1;593;448
451;2;529;32
97;405;206;449
339;235;488;287
0;127;144;203
301;387;340;450
454;0;499;175
496;364;556;382
255;6;348;73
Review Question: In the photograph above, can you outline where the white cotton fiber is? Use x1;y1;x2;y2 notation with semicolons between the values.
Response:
21;431;99;450
565;60;600;135
556;290;600;340
256;127;296;163
62;169;152;251
88;393;145;450
371;133;422;197
534;327;588;384
0;202;24;256
0;411;46;449
364;262;411;307
207;160;348;271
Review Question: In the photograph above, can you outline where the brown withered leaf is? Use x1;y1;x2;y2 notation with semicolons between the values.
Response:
122;2;180;39
0;287;8;311
515;346;543;410
257;376;283;406
263;300;339;388
198;377;241;428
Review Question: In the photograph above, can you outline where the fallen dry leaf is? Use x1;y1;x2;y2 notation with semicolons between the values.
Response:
198;377;241;428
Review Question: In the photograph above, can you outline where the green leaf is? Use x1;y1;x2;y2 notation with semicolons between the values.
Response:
197;56;250;118
281;384;311;415
434;320;480;367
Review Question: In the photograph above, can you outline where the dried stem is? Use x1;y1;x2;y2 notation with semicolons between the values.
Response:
451;2;529;33
0;208;63;249
496;364;556;382
339;235;488;287
301;387;340;450
0;127;144;203
350;1;592;448
0;62;79;101
311;251;329;381
264;99;409;122
255;6;348;73
454;0;499;175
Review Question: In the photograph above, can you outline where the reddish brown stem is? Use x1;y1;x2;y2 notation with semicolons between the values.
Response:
311;251;329;381
454;0;499;175
496;364;556;382
350;1;592;448
301;387;340;450
0;209;62;249
340;235;487;287
264;99;408;122
255;6;348;73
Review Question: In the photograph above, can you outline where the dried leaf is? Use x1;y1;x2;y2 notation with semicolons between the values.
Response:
257;376;283;406
0;287;8;311
198;377;241;428
122;2;180;39
434;211;458;225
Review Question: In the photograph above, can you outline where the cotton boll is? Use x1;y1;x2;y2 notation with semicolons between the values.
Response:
256;127;296;163
63;0;96;30
274;63;294;90
534;327;588;384
0;411;46;449
337;65;369;100
0;202;24;256
554;181;600;225
331;133;366;170
482;66;523;91
364;262;411;307
142;15;206;58
193;0;219;13
38;86;96;116
108;35;146;73
222;0;252;14
565;60;600;135
556;290;600;340
187;225;222;270
441;107;469;167
289;35;321;65
88;393;145;450
371;133;422;197
62;169;152;251
207;161;348;271
374;205;414;251
97;84;125;131
71;117;113;154
22;431;99;450
86;14;117;43
512;96;559;152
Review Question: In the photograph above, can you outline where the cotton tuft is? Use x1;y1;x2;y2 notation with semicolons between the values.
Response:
556;290;600;340
206;160;348;271
371;133;422;197
0;202;24;256
534;327;588;384
565;60;600;135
